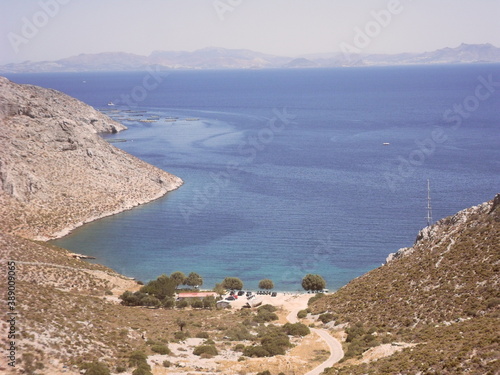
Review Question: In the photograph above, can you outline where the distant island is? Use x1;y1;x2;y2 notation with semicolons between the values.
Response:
1;43;500;73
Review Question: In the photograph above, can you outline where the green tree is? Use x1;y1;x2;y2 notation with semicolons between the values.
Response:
301;274;326;292
222;277;243;290
140;274;176;300
185;272;203;288
176;318;187;332
258;279;274;290
170;271;186;287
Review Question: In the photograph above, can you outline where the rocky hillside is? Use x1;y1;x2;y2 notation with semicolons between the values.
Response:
0;77;182;240
311;194;500;374
0;231;253;375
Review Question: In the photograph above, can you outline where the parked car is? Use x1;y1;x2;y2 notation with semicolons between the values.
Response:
271;292;277;297
237;290;245;296
246;291;252;297
225;296;235;301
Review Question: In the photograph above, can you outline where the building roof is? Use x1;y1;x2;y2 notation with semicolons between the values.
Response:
177;292;217;298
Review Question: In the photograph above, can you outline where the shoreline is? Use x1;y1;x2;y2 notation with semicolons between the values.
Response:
34;177;183;242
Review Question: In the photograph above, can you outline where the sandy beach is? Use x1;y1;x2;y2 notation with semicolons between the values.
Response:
224;291;312;312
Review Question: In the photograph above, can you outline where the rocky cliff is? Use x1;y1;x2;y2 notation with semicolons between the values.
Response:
0;77;183;240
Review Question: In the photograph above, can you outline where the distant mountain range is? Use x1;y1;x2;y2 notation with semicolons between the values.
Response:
2;43;500;73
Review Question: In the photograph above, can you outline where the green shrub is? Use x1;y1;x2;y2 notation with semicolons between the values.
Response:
162;360;171;368
174;331;188;340
256;371;272;375
191;299;204;309
132;366;152;375
176;299;189;309
193;345;218;357
283;322;310;336
254;307;279;323
234;343;245;352
83;362;110;375
225;326;253;341
128;351;148;367
151;344;170;355
243;345;270;357
162;297;175;309
259;327;291;356
308;293;325;306
196;331;210;339
297;309;308;319
202;296;216;309
258;304;278;313
318;312;335;324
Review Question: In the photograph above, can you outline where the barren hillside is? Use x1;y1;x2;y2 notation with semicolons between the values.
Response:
0;76;182;240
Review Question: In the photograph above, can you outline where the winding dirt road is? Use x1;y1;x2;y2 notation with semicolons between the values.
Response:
286;301;344;375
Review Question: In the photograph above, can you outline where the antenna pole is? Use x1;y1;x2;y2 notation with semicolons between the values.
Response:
426;179;433;226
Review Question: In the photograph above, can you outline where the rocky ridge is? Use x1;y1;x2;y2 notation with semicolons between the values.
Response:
0;77;183;240
311;194;499;374
385;194;500;264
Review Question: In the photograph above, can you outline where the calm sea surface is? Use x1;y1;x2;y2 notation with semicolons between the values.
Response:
7;66;500;291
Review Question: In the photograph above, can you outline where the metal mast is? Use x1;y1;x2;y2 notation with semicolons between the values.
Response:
426;179;433;227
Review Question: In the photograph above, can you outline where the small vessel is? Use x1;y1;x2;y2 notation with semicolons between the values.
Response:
383;142;390;146
107;101;115;106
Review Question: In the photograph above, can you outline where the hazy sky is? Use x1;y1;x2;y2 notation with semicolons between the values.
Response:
1;0;499;65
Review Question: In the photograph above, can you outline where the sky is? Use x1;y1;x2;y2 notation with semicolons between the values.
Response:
1;0;499;65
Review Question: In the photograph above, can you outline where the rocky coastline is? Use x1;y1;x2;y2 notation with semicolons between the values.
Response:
0;76;183;241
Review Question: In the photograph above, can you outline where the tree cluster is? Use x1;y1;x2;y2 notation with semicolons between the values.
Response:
120;272;206;308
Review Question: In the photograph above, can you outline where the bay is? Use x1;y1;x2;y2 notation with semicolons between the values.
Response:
7;65;500;290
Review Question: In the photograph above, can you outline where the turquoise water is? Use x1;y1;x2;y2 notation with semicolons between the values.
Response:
7;66;500;290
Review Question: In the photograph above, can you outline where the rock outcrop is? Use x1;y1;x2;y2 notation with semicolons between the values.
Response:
0;77;183;240
385;194;499;264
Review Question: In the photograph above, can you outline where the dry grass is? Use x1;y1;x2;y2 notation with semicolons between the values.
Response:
312;195;500;374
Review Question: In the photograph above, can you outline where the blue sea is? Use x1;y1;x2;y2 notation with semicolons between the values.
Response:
6;65;500;291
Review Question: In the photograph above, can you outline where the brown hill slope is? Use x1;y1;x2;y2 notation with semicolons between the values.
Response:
0;231;252;375
311;194;500;374
0;77;182;240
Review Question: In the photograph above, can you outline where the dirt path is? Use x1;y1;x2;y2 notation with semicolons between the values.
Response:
286;297;344;374
305;328;344;375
